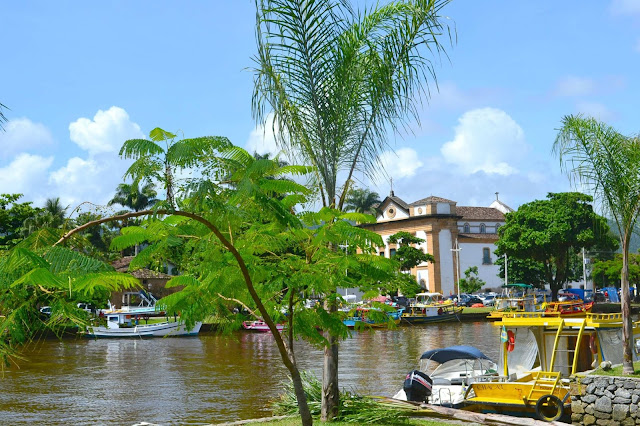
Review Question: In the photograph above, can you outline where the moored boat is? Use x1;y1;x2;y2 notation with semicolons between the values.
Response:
486;283;545;319
242;320;285;332
87;310;201;338
401;292;462;324
543;300;593;316
343;307;403;328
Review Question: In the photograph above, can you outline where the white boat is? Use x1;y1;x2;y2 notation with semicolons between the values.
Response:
394;345;498;408
87;310;202;338
242;320;284;332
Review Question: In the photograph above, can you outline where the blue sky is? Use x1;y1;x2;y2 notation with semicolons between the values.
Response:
1;0;640;213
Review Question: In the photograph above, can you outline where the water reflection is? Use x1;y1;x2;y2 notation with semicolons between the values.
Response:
0;322;499;424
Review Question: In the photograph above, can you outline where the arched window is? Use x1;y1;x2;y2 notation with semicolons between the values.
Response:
495;223;501;234
463;223;470;233
480;223;486;234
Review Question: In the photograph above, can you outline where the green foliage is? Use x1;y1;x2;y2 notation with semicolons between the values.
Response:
591;253;640;288
494;256;546;288
272;372;413;424
344;187;382;215
0;245;139;368
108;182;158;212
458;266;485;294
495;192;617;298
0;194;41;249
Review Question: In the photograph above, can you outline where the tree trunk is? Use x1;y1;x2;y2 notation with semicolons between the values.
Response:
621;237;635;375
321;303;339;421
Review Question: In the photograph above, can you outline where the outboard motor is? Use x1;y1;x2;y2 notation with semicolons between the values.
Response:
403;370;433;403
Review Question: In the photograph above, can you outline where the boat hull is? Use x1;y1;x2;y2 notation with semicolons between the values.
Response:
242;321;284;332
87;321;202;338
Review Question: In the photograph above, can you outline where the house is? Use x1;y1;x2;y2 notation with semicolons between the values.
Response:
361;192;513;295
110;256;179;308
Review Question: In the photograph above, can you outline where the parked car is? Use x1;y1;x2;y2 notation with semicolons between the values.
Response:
480;294;495;306
557;291;580;302
456;294;483;307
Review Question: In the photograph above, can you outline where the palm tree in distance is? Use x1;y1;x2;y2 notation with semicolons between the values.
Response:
344;187;382;215
108;182;158;212
555;114;640;375
0;102;8;131
22;197;70;236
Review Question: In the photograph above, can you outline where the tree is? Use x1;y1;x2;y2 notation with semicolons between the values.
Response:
21;197;71;237
119;128;231;209
53;142;398;426
0;194;41;249
458;266;485;294
591;253;640;289
344;188;381;215
108;182;158;212
494;256;546;288
384;231;434;297
495;192;617;300
252;1;454;417
555;116;640;374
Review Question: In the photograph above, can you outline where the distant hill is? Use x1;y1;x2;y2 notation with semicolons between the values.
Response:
607;219;640;254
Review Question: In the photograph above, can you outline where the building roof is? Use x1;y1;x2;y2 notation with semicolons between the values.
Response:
388;195;410;210
457;206;505;221
112;256;173;280
409;196;455;206
458;233;500;241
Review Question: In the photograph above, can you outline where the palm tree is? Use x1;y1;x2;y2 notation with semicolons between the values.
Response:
344;187;381;215
554;115;640;375
108;182;158;212
21;197;70;236
252;0;453;419
0;102;8;131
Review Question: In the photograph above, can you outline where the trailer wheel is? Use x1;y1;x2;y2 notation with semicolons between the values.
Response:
535;394;564;422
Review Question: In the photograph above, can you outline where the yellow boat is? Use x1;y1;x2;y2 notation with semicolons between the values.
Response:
399;311;640;422
464;312;640;421
486;283;545;319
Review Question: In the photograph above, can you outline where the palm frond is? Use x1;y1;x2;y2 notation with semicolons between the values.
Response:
149;127;177;142
119;138;165;159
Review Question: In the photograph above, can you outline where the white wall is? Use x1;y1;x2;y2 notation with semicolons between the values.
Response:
458;242;503;289
438;229;455;295
377;201;409;221
457;220;501;234
436;203;451;214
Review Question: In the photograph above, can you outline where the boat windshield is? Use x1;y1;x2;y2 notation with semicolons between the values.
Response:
415;293;443;305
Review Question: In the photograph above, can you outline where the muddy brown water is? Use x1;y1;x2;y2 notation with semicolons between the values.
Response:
0;322;499;425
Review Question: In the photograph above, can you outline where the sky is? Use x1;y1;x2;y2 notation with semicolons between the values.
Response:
1;0;640;214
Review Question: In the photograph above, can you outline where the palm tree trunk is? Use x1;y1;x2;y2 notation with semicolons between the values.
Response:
621;236;634;374
321;303;339;421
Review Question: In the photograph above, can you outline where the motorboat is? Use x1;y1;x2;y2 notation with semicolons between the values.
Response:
396;312;640;421
242;320;285;332
394;345;498;408
87;310;201;338
401;292;462;324
343;306;403;328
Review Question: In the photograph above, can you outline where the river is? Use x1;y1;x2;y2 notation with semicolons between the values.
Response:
0;322;500;425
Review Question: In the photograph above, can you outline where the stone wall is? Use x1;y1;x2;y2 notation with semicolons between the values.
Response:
571;375;640;425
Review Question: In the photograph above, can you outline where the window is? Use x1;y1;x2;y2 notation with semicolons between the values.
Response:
482;247;491;265
463;223;470;233
495;223;501;233
480;223;486;234
379;251;385;257
390;248;397;258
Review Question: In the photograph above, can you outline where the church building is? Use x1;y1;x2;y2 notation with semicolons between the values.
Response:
362;192;514;295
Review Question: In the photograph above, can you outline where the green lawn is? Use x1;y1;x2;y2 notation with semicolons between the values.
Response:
590;360;640;377
245;417;460;425
460;307;492;314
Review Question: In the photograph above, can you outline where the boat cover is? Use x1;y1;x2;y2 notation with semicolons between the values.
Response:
419;345;493;363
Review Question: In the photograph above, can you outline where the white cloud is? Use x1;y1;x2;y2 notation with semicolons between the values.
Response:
245;112;280;157
554;76;596;97
0;118;53;159
575;101;616;122
440;108;527;176
378;148;424;180
69;106;144;156
611;0;640;16
0;153;53;195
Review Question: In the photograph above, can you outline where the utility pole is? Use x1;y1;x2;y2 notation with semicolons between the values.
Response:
450;239;461;296
504;253;508;286
582;247;588;290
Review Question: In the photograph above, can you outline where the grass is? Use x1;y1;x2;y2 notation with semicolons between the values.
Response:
249;418;457;425
589;360;640;377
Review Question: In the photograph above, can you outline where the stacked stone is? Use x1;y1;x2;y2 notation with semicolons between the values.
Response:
571;375;640;425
